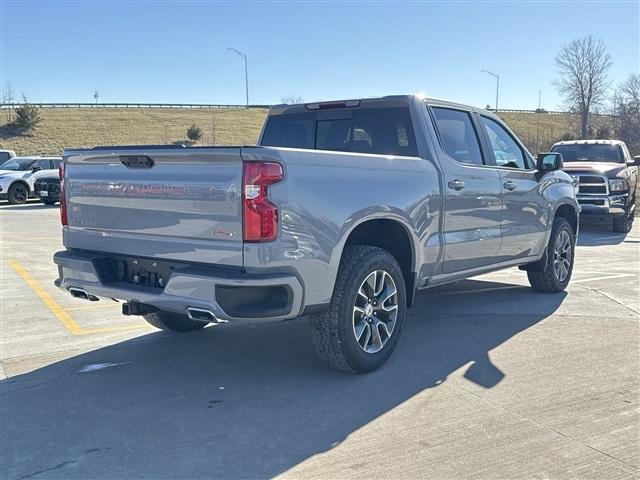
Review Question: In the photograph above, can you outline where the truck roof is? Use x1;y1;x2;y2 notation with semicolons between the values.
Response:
552;139;625;146
269;94;494;117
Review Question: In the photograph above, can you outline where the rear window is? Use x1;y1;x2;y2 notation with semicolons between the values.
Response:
261;107;418;156
551;144;623;163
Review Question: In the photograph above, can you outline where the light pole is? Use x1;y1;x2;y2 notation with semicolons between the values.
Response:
481;69;499;112
227;48;249;108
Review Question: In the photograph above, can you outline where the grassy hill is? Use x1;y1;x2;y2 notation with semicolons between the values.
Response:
0;106;592;156
0;108;268;156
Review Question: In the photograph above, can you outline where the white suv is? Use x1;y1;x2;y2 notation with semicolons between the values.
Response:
0;156;62;204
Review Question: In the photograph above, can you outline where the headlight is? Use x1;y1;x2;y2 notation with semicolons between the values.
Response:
609;179;628;192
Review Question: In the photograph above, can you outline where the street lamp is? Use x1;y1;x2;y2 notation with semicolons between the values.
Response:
227;47;249;108
481;69;499;112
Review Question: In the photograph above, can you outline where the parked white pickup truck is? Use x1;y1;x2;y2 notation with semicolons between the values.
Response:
54;96;579;372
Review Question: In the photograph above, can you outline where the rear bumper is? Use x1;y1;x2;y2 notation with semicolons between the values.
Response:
53;250;304;322
35;193;61;201
577;194;629;217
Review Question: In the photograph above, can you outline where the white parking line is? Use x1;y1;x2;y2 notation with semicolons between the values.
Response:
572;273;637;284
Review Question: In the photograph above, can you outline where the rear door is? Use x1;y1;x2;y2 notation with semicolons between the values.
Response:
429;105;502;273
63;147;244;266
476;114;547;260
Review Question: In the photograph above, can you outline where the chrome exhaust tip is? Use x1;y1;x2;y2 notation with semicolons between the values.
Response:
186;307;216;323
69;287;99;302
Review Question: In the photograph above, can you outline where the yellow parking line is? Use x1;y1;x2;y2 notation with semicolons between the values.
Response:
8;259;146;336
9;259;86;335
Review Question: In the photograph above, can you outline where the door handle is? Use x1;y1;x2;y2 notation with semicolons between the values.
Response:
448;179;466;191
503;181;517;191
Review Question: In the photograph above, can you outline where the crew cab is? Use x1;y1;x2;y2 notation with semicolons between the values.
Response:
0;156;62;204
550;140;638;233
54;96;579;373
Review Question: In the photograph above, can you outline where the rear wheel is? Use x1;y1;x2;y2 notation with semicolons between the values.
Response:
527;217;575;293
143;311;207;332
8;183;29;205
310;245;406;373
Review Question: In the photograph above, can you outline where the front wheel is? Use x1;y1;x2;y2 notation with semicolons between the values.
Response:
527;217;575;293
7;183;29;205
309;245;406;373
613;207;633;233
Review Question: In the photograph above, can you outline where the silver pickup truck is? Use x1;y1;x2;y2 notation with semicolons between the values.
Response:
54;95;579;373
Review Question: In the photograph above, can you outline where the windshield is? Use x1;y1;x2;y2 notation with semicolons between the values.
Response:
0;159;36;171
551;144;623;163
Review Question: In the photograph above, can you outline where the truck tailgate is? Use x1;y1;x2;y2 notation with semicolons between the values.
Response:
63;147;244;266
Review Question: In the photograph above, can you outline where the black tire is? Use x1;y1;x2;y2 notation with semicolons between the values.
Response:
309;245;406;374
613;208;633;233
41;199;57;206
143;311;207;332
527;217;575;293
7;183;29;205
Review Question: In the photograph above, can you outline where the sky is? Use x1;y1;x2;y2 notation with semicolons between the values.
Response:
1;1;638;110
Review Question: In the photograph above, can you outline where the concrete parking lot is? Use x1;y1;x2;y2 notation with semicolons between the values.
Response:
1;201;638;480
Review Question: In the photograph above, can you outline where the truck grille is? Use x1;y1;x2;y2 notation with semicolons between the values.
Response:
572;174;608;195
35;180;60;195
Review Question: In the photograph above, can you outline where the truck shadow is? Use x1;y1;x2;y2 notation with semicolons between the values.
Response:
1;280;565;480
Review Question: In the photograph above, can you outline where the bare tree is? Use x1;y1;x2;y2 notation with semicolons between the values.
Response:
1;81;16;124
554;35;612;139
281;95;304;105
613;73;640;154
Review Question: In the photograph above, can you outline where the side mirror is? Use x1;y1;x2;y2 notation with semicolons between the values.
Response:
633;155;640;167
537;152;563;172
31;166;42;172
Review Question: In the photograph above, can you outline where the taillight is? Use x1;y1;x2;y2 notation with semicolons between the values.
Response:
242;161;283;242
59;163;68;226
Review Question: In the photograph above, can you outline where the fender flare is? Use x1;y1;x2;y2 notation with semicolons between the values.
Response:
327;210;421;306
7;179;31;195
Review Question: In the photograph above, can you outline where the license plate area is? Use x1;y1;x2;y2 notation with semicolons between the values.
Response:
98;256;186;289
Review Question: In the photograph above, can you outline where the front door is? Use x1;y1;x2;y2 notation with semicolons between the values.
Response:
429;106;503;274
476;115;547;260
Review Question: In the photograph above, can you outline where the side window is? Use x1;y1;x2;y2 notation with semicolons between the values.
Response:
431;107;484;166
35;159;51;170
52;159;62;169
479;116;527;169
0;152;10;162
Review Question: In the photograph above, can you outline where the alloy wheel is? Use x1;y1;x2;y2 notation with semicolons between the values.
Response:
553;229;572;282
352;269;398;354
10;185;28;204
